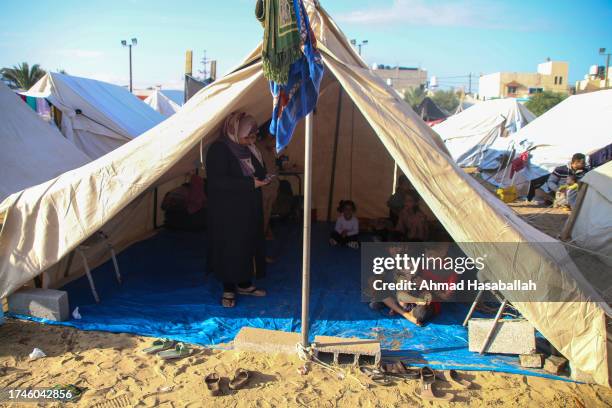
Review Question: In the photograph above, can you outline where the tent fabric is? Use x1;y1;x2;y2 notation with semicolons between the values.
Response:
23;73;165;159
0;82;91;202
434;98;535;169
0;1;610;385
513;89;612;181
144;90;181;117
416;97;448;122
571;162;612;267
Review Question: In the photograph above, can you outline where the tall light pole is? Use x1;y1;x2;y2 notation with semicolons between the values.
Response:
350;39;368;56
599;48;611;88
121;38;137;92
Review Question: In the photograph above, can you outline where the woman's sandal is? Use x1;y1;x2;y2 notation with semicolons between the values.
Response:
359;366;393;386
236;286;267;297
420;366;454;401
204;373;222;396
158;342;192;360
436;369;472;389
222;292;236;308
142;339;177;354
228;368;250;390
381;361;420;379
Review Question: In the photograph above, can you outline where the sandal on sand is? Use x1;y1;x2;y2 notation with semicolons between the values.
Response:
222;292;236;308
381;361;420;379
205;373;222;396
158;342;192;360
420;367;453;401
229;368;250;390
236;286;266;297
436;369;472;389
359;366;392;386
143;339;176;354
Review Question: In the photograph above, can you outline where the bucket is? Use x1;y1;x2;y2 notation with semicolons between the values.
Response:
496;185;517;203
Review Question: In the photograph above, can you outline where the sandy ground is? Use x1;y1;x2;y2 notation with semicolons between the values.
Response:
1;320;611;407
507;201;570;238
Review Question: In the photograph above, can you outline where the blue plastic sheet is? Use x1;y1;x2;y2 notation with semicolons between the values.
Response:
12;224;567;380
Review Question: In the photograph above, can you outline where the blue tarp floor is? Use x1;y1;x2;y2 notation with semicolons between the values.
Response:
14;223;566;380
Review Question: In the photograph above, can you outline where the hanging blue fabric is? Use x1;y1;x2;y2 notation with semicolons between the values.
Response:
269;0;324;152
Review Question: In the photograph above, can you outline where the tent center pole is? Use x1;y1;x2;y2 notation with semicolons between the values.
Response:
301;112;314;348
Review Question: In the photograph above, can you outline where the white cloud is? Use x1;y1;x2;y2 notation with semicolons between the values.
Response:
57;49;105;59
337;0;533;30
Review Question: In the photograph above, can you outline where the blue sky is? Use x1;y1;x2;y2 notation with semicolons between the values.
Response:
1;0;611;90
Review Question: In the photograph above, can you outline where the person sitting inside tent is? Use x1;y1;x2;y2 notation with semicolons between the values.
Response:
329;200;359;249
387;175;412;225
533;153;589;205
392;193;429;242
370;236;461;326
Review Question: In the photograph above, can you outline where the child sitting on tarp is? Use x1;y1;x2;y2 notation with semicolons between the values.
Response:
329;200;360;249
392;193;429;241
554;175;579;209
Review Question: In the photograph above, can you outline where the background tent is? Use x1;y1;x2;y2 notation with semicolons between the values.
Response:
0;82;91;202
144;90;181;117
513;89;612;182
434;98;535;170
0;1;610;385
564;161;612;267
416;96;448;126
23;73;165;159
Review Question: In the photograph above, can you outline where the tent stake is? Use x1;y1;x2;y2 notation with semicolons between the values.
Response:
301;112;314;348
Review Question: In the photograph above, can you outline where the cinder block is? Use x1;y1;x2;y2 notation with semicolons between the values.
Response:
519;353;544;368
8;288;69;321
233;327;301;355
468;318;535;354
313;335;381;365
544;355;568;375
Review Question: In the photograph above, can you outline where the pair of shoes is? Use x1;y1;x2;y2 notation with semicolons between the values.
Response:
143;339;193;360
205;369;249;396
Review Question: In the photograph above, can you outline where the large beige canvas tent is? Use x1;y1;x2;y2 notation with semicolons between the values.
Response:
23;73;165;159
563;161;612;267
0;1;610;385
0;82;91;202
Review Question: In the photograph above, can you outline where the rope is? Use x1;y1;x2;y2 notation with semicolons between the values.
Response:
295;343;368;388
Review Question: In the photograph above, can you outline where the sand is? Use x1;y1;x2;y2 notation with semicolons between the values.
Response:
1;320;611;407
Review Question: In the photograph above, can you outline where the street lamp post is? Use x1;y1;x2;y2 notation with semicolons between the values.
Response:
599;48;611;88
121;38;138;92
350;39;368;56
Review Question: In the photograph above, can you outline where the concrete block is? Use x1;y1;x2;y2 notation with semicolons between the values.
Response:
468;318;535;354
313;335;381;365
544;355;568;375
233;327;301;355
8;288;69;321
519;353;544;368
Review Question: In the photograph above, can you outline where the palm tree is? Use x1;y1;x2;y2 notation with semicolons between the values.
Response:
403;86;425;110
0;62;46;90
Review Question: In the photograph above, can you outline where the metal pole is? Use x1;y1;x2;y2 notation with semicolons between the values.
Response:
606;54;610;88
300;112;314;348
129;44;133;92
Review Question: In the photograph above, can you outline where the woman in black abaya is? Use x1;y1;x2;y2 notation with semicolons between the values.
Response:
206;112;269;307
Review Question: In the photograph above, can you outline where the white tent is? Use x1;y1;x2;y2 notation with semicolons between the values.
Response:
23;73;165;159
514;89;612;181
564;161;612;267
0;2;610;385
144;90;181;117
0;82;91;202
433;98;535;169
